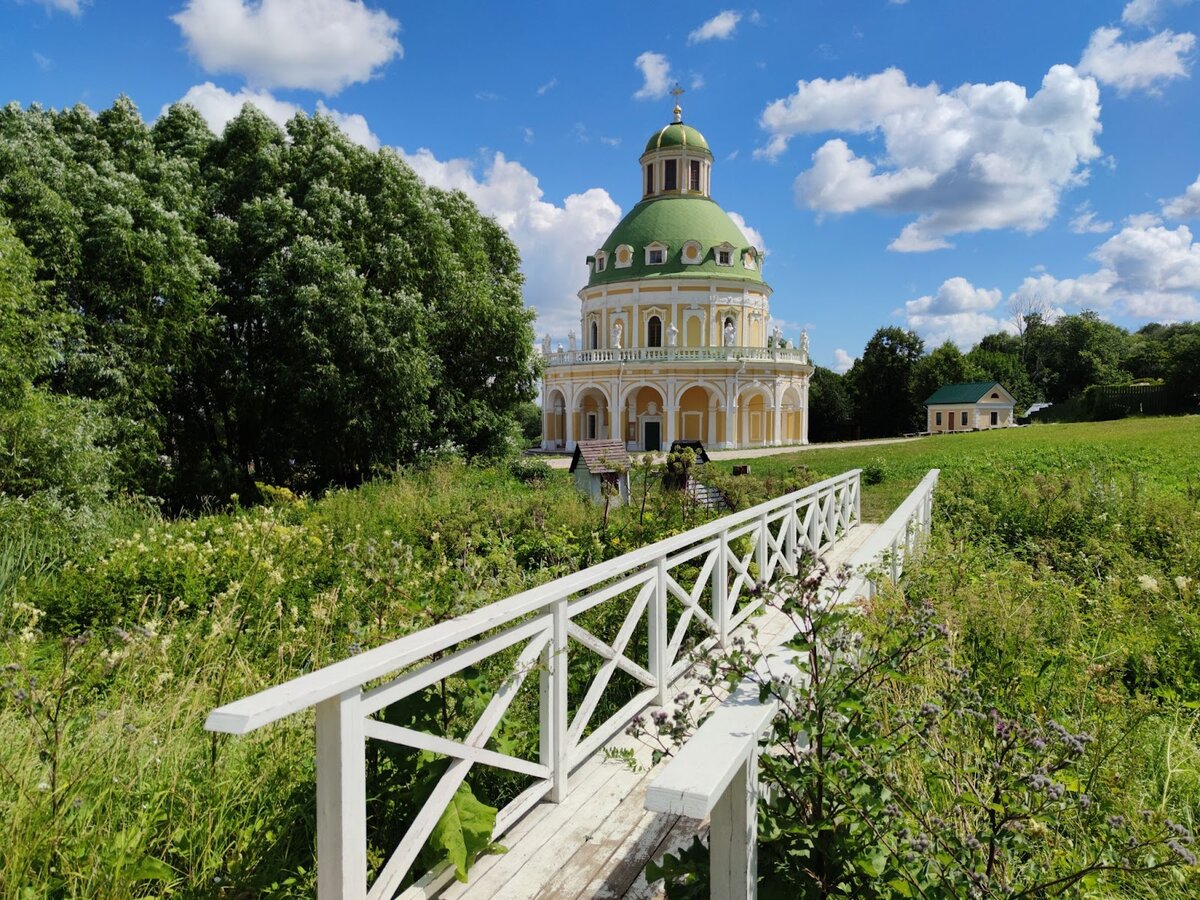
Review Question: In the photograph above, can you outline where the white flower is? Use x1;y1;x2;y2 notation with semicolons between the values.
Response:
1137;575;1160;593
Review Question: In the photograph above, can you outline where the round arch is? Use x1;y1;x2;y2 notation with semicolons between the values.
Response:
672;379;726;408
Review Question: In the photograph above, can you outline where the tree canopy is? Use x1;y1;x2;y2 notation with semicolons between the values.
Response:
0;98;538;508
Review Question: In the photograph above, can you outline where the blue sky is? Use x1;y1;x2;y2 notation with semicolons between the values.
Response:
3;0;1199;372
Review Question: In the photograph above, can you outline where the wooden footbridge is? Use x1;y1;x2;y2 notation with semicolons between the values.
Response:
207;468;939;899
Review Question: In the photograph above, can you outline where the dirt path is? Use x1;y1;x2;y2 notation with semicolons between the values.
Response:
538;436;918;469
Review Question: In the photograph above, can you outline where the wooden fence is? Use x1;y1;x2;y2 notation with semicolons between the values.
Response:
206;469;864;899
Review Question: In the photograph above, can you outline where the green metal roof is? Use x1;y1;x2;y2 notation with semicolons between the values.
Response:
924;382;1008;405
643;122;711;155
586;196;765;288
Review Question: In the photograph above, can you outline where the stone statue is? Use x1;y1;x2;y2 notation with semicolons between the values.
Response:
667;321;678;347
800;329;810;361
723;319;736;347
542;333;551;356
612;320;623;349
568;329;576;352
557;343;565;353
771;324;782;348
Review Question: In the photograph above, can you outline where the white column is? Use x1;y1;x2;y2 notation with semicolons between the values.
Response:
665;404;677;448
771;403;782;447
707;402;718;447
801;379;810;445
566;405;576;451
724;402;737;449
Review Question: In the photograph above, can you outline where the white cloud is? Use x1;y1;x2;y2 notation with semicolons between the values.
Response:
727;211;767;253
29;0;84;15
1078;26;1194;95
633;52;672;100
688;10;742;44
759;64;1102;251
399;149;622;339
172;0;402;94
1011;219;1200;321
832;348;854;374
536;77;557;96
902;277;1011;347
1122;0;1194;27
1163;173;1200;217
32;52;53;70
1069;202;1114;234
599;136;622;147
171;83;379;149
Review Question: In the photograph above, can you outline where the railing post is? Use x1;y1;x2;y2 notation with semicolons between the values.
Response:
808;496;822;555
315;688;367;900
756;513;769;585
710;749;759;899
785;501;798;575
650;556;670;705
545;597;569;802
714;531;730;645
853;473;862;527
890;534;902;584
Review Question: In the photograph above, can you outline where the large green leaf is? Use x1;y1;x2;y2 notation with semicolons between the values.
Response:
428;782;498;882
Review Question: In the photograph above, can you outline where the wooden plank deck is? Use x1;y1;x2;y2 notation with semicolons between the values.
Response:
432;523;878;900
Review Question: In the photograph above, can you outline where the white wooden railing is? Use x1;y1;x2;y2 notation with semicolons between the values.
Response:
544;346;811;367
644;469;940;899
206;469;863;900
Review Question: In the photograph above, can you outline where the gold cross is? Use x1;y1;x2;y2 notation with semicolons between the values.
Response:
670;83;685;99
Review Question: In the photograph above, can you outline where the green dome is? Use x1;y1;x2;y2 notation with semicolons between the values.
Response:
643;122;710;155
587;196;765;288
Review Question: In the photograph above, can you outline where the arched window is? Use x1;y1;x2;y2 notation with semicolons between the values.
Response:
648;315;662;347
590;320;599;350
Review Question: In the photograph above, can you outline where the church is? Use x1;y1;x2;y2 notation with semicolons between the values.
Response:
541;105;813;452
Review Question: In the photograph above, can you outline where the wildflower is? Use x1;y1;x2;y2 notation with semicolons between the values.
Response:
1137;575;1160;593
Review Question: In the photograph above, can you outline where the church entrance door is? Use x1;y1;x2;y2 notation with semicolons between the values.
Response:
643;421;661;452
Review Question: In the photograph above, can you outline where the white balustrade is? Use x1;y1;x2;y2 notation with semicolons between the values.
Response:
644;469;940;899
206;470;863;900
545;346;811;368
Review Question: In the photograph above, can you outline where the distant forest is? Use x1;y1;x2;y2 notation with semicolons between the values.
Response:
809;315;1200;440
0;98;539;509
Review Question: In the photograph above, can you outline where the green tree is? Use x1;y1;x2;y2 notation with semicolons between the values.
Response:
848;327;925;436
910;341;985;411
808;366;854;442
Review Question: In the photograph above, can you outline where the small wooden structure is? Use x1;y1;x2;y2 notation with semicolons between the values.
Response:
570;439;631;505
925;381;1016;433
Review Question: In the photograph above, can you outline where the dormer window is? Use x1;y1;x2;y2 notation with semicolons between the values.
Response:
681;240;703;265
645;241;668;265
615;244;634;268
743;249;757;270
715;241;736;267
594;251;608;273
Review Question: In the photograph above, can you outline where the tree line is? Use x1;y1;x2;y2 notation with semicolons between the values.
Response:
0;98;538;509
809;313;1200;440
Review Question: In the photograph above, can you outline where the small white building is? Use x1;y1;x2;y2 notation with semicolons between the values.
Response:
569;439;631;505
925;382;1017;433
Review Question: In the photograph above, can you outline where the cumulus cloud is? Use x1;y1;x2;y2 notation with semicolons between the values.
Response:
1070;202;1114;234
172;0;402;94
832;348;855;374
759;64;1103;251
688;10;742;44
400;149;622;339
1122;0;1194;27
1163;173;1200;218
1078;26;1194;94
901;277;1012;347
633;52;672;100
727;211;767;253
170;83;381;149
1011;220;1200;320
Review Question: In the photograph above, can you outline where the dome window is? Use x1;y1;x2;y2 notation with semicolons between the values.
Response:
715;241;736;267
645;241;668;266
645;164;655;195
615;244;634;268
681;240;703;265
594;250;608;273
688;159;701;192
663;159;678;191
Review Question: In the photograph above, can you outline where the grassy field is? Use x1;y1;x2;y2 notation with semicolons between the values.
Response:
1;417;1198;897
